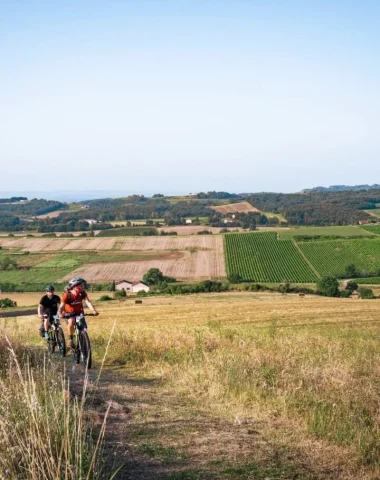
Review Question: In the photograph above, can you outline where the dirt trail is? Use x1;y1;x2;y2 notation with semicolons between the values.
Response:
67;364;357;480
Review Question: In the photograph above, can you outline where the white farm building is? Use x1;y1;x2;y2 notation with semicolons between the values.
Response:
115;280;150;293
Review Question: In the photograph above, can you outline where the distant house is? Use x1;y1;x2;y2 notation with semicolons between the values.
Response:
359;220;370;225
223;218;234;224
185;219;192;224
83;219;98;225
132;281;150;293
116;280;133;292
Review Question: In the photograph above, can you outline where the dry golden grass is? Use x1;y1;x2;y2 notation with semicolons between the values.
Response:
3;292;380;478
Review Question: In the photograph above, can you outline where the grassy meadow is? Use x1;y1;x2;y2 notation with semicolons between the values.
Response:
2;292;380;478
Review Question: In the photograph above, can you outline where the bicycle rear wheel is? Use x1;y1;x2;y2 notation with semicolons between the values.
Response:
56;327;66;357
47;330;56;354
78;330;92;369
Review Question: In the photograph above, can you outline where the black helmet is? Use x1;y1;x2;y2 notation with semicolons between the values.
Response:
68;277;86;289
45;285;55;292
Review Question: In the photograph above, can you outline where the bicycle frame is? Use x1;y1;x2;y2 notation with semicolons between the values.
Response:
44;314;66;356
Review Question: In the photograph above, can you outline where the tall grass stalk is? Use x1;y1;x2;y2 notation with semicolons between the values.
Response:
0;336;108;480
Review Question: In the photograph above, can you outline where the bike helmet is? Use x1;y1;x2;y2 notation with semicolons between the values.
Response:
68;277;86;289
45;285;55;292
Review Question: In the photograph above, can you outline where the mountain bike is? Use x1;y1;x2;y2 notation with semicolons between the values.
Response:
68;313;94;369
45;314;66;357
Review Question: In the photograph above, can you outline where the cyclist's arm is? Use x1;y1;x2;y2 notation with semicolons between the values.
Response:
37;304;44;319
85;297;98;315
58;301;66;317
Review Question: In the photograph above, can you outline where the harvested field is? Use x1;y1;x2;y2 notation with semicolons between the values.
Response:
34;209;69;219
117;235;222;251
157;225;246;235
210;201;260;214
0;235;223;252
60;237;226;282
61;238;116;250
0;237;116;252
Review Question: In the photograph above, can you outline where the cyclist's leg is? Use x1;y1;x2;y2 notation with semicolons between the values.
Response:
67;316;75;347
43;315;50;339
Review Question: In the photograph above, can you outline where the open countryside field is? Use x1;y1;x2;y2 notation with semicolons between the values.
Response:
60;240;226;282
0;290;112;306
278;225;374;238
210;201;260;214
364;209;380;218
0;236;226;284
3;292;380;479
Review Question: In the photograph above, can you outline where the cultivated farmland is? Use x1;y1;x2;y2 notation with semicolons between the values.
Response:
298;238;380;277
225;232;318;282
210;201;260;214
60;237;226;282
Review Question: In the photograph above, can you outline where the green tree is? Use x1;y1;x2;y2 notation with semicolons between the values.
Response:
0;256;17;271
109;280;116;292
143;268;165;285
345;280;358;292
316;276;340;297
344;264;358;278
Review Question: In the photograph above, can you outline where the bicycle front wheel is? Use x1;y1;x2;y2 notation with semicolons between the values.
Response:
56;327;66;357
78;330;92;369
47;330;56;354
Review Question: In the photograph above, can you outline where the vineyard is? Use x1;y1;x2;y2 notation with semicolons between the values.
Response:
360;225;380;235
224;232;318;282
298;238;380;277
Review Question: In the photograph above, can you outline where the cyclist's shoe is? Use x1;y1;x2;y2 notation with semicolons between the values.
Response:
44;331;49;339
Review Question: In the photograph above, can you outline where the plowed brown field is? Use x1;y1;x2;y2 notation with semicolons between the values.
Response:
210;201;259;214
0;236;227;281
59;236;226;282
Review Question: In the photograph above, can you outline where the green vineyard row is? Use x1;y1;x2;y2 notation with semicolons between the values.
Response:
225;232;380;283
224;232;318;283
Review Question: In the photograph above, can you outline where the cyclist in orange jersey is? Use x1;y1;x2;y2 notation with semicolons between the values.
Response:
59;277;98;347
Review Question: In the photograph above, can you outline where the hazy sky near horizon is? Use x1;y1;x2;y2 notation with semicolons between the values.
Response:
1;0;380;195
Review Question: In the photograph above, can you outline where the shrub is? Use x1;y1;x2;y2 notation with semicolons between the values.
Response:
0;256;18;271
340;289;352;298
114;289;127;298
99;295;113;301
227;273;243;283
358;287;375;299
0;298;17;308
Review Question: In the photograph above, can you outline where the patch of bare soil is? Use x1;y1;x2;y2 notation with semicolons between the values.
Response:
67;366;368;480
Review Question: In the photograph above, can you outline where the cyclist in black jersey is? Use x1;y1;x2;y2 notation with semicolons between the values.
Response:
38;285;61;339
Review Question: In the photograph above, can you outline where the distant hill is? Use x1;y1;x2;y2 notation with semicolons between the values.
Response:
303;185;380;193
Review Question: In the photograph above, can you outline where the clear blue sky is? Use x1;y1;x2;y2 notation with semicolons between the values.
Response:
1;0;380;196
